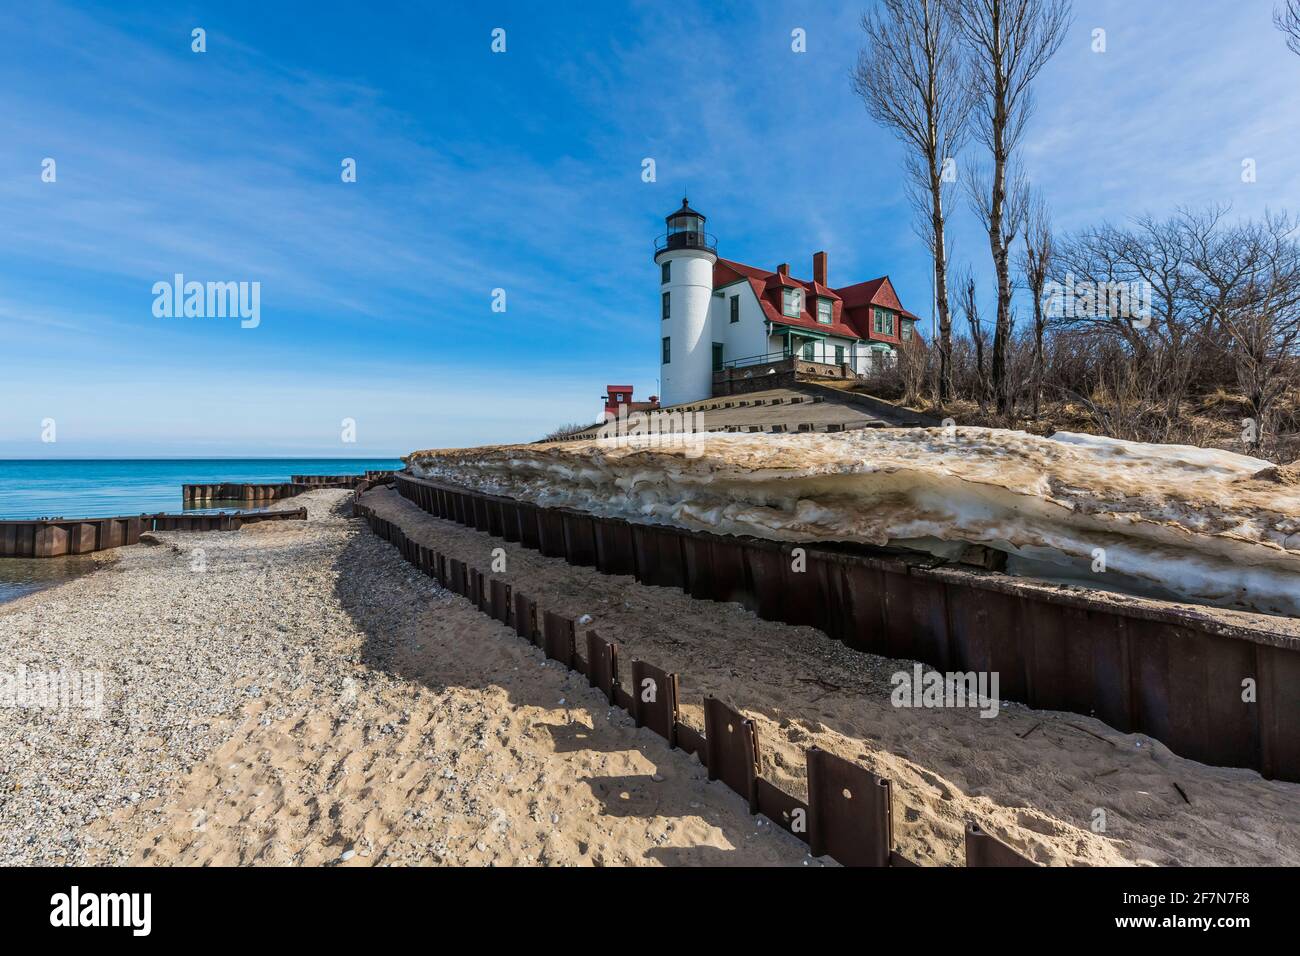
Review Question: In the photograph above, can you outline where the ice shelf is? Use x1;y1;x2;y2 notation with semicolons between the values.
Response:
407;428;1300;619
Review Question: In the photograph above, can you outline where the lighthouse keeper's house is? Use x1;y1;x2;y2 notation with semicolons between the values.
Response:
653;198;923;407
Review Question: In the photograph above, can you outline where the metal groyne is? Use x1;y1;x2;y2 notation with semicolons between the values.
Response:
0;508;308;558
4;472;395;557
183;471;394;504
389;472;1300;785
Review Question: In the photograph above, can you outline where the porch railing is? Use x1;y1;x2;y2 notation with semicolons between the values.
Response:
720;351;793;370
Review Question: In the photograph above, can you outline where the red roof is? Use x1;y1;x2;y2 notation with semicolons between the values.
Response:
714;258;922;344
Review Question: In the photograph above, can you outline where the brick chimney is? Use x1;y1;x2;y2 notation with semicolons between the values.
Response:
776;263;789;276
813;251;827;286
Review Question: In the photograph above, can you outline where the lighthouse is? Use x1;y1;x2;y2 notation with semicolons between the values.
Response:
654;198;717;407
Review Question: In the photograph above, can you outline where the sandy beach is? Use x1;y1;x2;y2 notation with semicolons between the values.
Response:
0;490;808;866
3;486;1298;867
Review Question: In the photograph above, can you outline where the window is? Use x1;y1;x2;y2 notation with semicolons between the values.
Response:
817;298;832;324
873;308;895;336
712;343;724;371
834;345;845;365
615;393;625;402
661;261;671;284
662;291;671;320
662;336;671;364
782;287;803;317
901;320;913;342
730;295;739;323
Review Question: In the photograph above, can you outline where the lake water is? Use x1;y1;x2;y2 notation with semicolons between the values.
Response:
0;555;103;605
0;458;404;520
0;458;403;604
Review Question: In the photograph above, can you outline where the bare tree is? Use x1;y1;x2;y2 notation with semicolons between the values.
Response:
1186;210;1300;451
955;0;1071;415
1048;206;1300;452
1018;191;1052;417
1277;0;1300;55
853;0;972;403
1052;211;1214;426
957;269;991;412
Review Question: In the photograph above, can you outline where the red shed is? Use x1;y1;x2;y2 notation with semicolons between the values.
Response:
602;385;659;420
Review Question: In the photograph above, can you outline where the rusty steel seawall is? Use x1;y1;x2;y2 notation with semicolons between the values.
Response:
0;508;308;558
354;494;1036;866
389;472;1300;784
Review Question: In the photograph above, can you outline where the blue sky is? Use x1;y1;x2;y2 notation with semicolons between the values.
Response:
2;0;1298;456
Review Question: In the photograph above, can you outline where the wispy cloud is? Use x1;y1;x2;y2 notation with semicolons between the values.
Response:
2;1;1298;452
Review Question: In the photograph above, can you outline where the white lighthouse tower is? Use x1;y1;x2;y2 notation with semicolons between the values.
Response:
654;198;717;407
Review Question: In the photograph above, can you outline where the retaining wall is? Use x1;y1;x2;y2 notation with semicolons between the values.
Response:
388;472;1300;784
355;494;1037;867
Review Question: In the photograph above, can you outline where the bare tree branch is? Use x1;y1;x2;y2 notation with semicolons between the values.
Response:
852;0;973;402
1018;190;1053;416
1277;0;1300;55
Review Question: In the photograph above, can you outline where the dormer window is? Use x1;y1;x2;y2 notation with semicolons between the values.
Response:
873;307;895;336
816;298;832;324
782;288;803;317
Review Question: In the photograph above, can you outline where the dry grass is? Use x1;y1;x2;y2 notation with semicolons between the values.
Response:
841;380;1300;464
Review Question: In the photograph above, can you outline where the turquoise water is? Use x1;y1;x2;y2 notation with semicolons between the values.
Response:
0;458;403;520
0;458;403;605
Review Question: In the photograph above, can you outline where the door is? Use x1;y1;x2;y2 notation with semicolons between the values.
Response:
801;340;815;361
712;342;724;371
834;345;845;366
